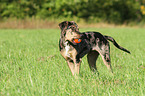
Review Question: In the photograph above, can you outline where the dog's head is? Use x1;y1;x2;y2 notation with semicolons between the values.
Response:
65;28;81;43
59;21;82;44
59;21;79;35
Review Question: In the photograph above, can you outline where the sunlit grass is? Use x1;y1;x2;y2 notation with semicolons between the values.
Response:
0;28;145;95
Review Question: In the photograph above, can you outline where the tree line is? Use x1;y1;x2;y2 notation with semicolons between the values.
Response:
0;0;145;24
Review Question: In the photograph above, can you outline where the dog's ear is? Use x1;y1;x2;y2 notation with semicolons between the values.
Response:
70;21;79;32
59;21;68;31
70;21;76;24
70;21;78;27
59;21;79;32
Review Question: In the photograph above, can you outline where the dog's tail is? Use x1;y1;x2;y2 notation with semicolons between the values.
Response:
104;36;131;54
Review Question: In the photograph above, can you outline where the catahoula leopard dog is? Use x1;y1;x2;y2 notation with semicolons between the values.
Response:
59;21;130;76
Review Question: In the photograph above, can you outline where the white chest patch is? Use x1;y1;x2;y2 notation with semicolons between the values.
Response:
64;41;71;58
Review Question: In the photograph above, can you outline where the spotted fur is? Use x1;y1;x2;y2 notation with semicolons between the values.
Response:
59;21;130;76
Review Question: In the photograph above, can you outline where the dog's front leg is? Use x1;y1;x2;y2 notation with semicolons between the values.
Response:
71;49;81;76
67;59;81;76
74;58;81;76
60;49;75;75
67;60;75;75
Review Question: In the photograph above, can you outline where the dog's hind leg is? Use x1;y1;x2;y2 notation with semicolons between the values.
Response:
87;51;99;74
99;44;113;73
100;54;113;73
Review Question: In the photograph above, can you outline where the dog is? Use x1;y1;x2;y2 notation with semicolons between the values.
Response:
59;21;130;76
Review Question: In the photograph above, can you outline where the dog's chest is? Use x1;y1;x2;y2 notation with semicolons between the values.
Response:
64;41;72;58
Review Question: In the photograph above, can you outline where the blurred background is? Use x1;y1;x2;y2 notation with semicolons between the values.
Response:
0;0;145;28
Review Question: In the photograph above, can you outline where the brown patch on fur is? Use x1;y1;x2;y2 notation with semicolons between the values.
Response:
65;29;81;42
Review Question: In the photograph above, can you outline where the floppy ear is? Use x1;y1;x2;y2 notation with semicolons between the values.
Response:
70;21;79;31
59;21;68;31
70;21;77;26
70;21;76;24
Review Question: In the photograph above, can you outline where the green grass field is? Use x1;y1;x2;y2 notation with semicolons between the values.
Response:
0;28;145;96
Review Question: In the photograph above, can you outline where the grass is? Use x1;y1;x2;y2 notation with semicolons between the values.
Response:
0;28;145;96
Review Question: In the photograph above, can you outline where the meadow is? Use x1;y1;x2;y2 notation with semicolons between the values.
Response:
0;28;145;96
